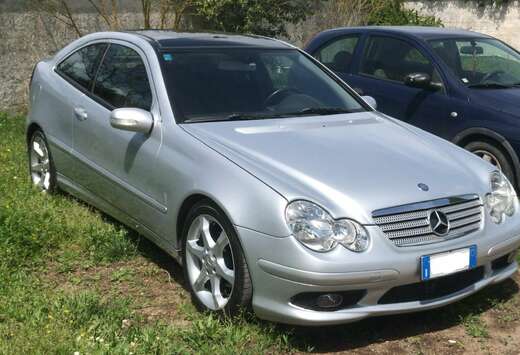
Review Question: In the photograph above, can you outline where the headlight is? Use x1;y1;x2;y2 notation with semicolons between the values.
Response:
285;200;369;252
486;171;516;224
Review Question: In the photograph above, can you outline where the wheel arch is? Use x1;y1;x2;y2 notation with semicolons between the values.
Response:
176;193;235;249
453;127;520;186
26;122;43;146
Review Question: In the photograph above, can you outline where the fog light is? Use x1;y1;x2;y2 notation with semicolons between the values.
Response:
316;293;343;309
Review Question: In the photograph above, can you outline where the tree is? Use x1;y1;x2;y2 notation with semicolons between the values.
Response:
30;0;83;36
157;0;197;30
86;0;121;30
195;0;312;37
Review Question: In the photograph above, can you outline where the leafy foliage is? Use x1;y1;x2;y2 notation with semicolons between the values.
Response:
194;0;312;37
368;0;443;26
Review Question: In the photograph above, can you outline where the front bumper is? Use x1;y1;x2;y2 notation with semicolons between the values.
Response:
236;217;520;326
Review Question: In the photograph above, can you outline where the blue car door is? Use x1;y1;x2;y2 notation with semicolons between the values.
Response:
318;33;453;138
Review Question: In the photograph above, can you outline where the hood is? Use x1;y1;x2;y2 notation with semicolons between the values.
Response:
182;112;492;224
469;88;520;117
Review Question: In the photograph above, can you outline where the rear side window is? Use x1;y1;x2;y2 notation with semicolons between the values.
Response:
57;43;107;90
360;36;437;82
313;36;359;73
93;44;152;110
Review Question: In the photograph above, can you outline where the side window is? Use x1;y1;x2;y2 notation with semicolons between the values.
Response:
93;44;152;110
314;36;359;73
57;43;107;90
360;36;441;85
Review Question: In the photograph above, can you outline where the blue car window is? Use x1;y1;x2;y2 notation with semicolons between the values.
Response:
361;36;439;84
313;35;360;73
430;38;520;87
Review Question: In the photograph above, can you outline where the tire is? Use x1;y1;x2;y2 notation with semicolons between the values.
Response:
181;200;252;316
28;129;58;193
465;140;515;185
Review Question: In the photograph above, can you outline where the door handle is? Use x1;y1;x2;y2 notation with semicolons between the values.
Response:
74;107;88;121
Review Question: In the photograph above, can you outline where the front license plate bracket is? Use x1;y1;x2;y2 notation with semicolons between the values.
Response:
421;245;477;281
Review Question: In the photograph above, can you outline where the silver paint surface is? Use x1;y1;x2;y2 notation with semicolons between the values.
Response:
27;31;520;325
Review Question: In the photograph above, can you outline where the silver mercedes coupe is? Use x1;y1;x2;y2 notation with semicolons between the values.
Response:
27;31;520;325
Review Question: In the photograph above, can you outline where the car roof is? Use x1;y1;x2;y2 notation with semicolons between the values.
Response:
319;26;492;41
128;30;292;49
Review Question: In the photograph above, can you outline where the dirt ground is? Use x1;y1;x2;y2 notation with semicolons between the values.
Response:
42;238;520;355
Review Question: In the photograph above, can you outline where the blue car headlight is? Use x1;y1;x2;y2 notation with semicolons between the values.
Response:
285;200;369;252
486;171;517;224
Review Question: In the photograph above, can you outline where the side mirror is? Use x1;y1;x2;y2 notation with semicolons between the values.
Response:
110;108;153;134
404;72;433;89
361;95;377;110
353;87;364;96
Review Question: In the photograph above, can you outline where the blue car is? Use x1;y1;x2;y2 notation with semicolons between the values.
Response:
306;26;520;189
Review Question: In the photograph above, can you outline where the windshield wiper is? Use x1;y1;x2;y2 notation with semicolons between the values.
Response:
183;108;356;123
184;113;276;123
290;107;356;116
467;82;513;89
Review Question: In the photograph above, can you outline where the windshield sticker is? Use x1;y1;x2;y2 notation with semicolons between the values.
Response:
461;78;469;84
163;53;173;62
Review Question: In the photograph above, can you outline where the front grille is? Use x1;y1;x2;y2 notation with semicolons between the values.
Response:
372;194;483;247
378;266;484;304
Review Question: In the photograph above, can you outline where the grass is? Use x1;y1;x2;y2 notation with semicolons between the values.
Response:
1;112;520;354
461;314;489;338
0;113;290;354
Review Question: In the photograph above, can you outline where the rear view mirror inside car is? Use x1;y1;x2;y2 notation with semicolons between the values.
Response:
460;45;484;55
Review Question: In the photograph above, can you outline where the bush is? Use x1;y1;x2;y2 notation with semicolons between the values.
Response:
368;0;443;26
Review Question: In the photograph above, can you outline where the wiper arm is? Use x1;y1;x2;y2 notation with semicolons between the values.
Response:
184;108;356;123
292;107;355;116
183;114;268;123
224;113;263;121
467;82;513;89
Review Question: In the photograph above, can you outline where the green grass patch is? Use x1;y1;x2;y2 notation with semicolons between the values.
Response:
460;313;489;338
0;113;290;354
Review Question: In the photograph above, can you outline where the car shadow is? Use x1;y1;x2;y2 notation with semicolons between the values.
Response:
274;278;518;353
131;227;519;352
129;230;187;288
73;194;519;352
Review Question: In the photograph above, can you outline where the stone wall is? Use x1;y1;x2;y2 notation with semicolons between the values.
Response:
405;1;520;49
0;11;152;113
2;1;520;113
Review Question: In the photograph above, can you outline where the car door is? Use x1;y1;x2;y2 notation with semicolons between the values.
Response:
72;41;166;231
344;34;453;137
53;42;108;178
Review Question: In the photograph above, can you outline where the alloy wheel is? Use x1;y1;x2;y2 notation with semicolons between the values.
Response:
185;214;235;310
29;134;52;192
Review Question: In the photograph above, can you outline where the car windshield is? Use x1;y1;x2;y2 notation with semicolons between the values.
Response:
429;38;520;88
159;48;365;122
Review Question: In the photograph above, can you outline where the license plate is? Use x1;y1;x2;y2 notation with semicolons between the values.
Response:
421;245;477;281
